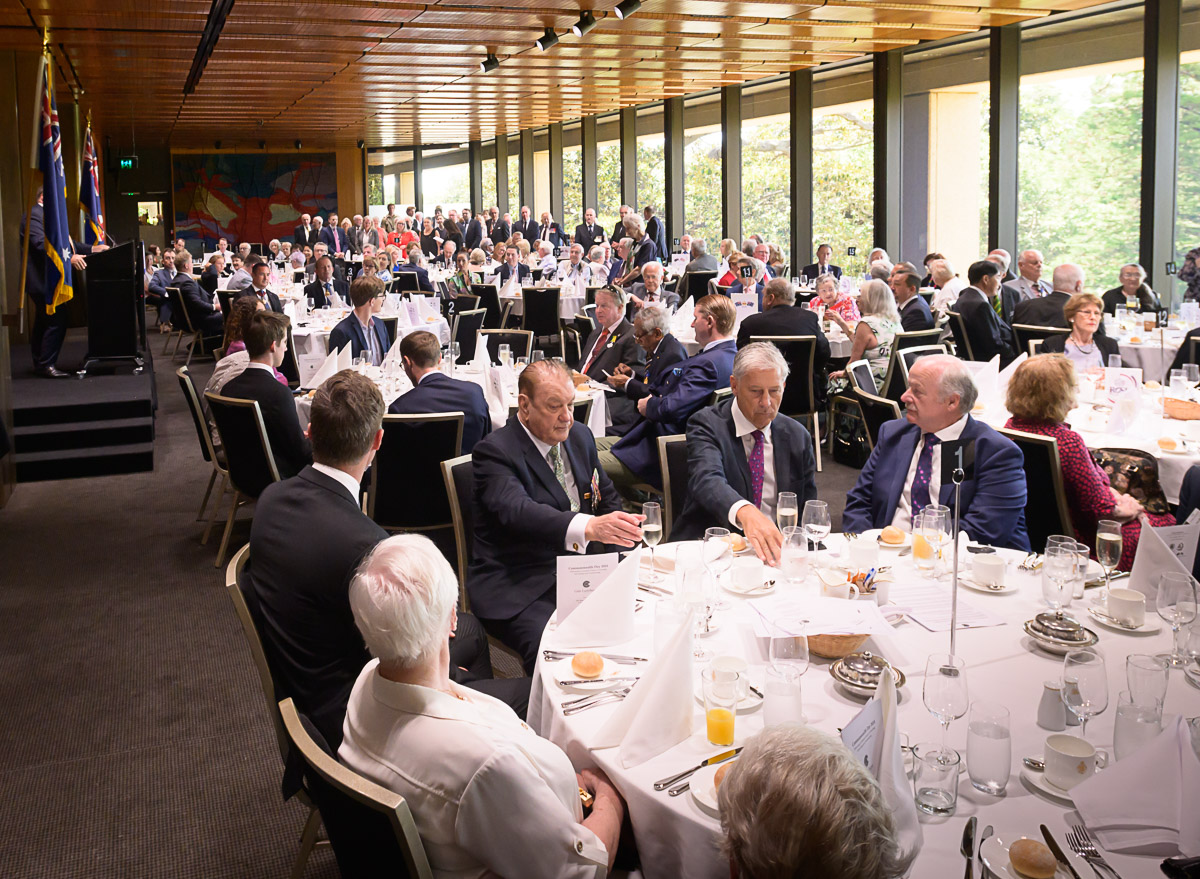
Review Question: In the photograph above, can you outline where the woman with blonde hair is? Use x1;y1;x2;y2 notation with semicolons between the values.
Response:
828;279;900;388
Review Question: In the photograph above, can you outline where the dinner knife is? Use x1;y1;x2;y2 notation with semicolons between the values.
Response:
1040;825;1083;879
653;748;742;791
557;676;640;686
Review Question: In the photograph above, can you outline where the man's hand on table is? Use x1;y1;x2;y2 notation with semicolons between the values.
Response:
737;505;783;565
585;512;645;547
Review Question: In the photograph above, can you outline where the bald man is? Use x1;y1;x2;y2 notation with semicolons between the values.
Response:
1011;263;1086;329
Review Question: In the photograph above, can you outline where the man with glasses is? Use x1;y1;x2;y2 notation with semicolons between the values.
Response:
578;286;643;384
329;275;389;366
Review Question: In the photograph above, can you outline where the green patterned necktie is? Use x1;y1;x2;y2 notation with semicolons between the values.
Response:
992;294;1003;317
548;445;579;512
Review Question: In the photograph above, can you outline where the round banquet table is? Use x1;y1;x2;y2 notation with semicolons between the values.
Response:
528;536;1199;879
676;323;853;358
290;309;451;358
500;287;585;320
1113;331;1183;385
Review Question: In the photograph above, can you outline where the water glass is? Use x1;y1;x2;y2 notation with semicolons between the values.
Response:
913;743;961;815
924;653;969;753
801;500;830;551
1126;654;1169;709
779;525;809;588
1171;369;1189;398
966;701;1011;795
1062;647;1108;740
1114;690;1163;761
763;666;805;728
1186;363;1200;384
702;668;738;746
1041;545;1076;615
1156;572;1199;667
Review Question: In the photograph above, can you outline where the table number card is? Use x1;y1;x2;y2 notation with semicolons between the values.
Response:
732;290;758;323
1105;367;1143;401
556;554;620;622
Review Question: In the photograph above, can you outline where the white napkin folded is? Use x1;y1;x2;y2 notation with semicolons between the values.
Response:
471;333;490;369
306;349;339;390
965;355;1000;408
337;343;353;372
872;670;923;867
553;549;640;647
592;607;695;768
1129;518;1195;598
1073;716;1200;856
382;334;403;370
282;299;298;324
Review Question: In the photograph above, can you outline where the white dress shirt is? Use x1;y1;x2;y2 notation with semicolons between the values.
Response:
891;414;969;532
339;662;607;879
539;253;558;279
311;462;361;501
518;419;592;553
931;276;967;314
727;401;778;527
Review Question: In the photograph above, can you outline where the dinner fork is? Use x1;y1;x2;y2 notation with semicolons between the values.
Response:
562;688;631;715
1066;825;1122;879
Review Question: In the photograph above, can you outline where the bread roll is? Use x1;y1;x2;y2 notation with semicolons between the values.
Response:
1009;839;1056;879
880;525;905;545
1159;436;1179;451
571;651;604;679
714;762;734;789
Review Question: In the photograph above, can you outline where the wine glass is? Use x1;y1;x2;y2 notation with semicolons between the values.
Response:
776;492;798;533
1062;647;1108;741
1095;519;1123;603
1156;572;1199;668
641;502;664;584
924;653;969;758
704;527;733;611
1041;545;1076;619
801;500;831;552
768;620;810;677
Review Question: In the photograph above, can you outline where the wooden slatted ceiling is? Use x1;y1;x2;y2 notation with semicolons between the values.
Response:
0;0;1112;146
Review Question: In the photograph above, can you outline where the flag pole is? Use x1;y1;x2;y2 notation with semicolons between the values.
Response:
17;34;49;335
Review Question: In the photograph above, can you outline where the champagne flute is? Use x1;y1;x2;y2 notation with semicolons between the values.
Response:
923;653;969;759
1095;519;1122;603
641;502;664;584
704;527;733;611
776;492;798;532
801;500;831;552
1062;647;1108;741
1156;572;1199;668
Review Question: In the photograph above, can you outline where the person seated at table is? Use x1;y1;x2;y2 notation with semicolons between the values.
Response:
736;279;831;402
339;534;625;878
304;255;349;309
673;343;818;563
717;251;744;287
1102;263;1163;315
220;311;312;479
557;242;592;287
1004;355;1170;570
608;239;632;286
498;244;531;288
891;266;935;331
469;246;488;271
729;258;768;309
952;260;1019;367
1175;465;1200;578
226;253;253;292
676;237;718;294
468;360;640;671
173;251;225;350
1012;263;1085;329
288;246;307;272
842;354;1030;550
536;240;558;280
767;243;786;278
199;254;224;294
446;251;473;298
147;249;176;329
237;257;284;314
828;279;900;390
395;243;434;292
807;272;861;323
606;306;688;435
630;261;678;311
329;276;389;367
928;257;966;314
390;330;491;453
1040;292;1120;370
719;725;910;879
800;243;842;282
919;251;943;287
586;245;609;283
579;285;645;387
433;238;457;271
209;296;286;389
597;294;739;495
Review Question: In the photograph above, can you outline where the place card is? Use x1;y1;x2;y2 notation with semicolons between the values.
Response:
747;595;894;638
298;353;327;389
841;698;883;774
556;554;620;622
732;290;759;323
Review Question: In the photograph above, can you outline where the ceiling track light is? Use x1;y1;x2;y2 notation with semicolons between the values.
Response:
571;11;596;37
614;0;640;19
536;27;558;51
480;53;500;73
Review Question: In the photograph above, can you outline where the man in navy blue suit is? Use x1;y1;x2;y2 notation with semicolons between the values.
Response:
952;260;1019;367
467;359;644;672
395;244;434;292
318;212;346;257
497;244;531;287
891;266;935;331
329;275;390;366
672;344;818;561
606;305;687;435
303;255;350;309
597;294;738;495
389;330;492;453
842;354;1030;550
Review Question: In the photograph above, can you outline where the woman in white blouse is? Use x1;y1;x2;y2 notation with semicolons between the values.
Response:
339;535;625;879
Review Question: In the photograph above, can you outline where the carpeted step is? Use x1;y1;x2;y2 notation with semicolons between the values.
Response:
13;416;156;454
14;441;155;482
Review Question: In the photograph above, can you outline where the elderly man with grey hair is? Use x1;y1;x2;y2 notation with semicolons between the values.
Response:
842;354;1030;550
677;236;718;297
671;342;818;561
630;261;679;311
719;724;911;879
614;213;658;288
606;304;687;435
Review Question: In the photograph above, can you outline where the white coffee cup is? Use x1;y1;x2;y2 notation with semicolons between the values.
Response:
1108;587;1146;628
820;580;860;600
710;655;749;700
1044;733;1103;790
972;554;1006;587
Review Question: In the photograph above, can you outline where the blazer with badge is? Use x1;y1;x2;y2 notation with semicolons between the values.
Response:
622;334;687;402
389;372;492;454
329;314;389;363
671;398;818;541
574;223;605;253
304;277;349;309
841;416;1030;551
467;420;623;620
579;319;644;381
537;223;566;247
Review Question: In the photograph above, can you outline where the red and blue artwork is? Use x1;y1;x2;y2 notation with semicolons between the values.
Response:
172;153;337;246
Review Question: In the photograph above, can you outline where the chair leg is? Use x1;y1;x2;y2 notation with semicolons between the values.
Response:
162;329;174;355
184;334;197;367
812;412;822;472
290;806;323;879
201;474;228;545
214;491;240;568
196;469;217;522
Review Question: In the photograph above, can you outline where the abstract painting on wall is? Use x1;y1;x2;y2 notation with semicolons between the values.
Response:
172;152;337;246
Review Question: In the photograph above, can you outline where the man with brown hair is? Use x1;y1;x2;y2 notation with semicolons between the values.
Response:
389;330;492;453
220;311;312;478
329;275;389;366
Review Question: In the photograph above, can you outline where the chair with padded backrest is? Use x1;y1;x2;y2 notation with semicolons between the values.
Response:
162;287;186;355
441;454;474;609
896;344;950;394
749;334;823;471
657;434;688;542
377;315;399;347
893;327;944;352
471;283;504;328
852;386;902;450
681;270;717;304
278;324;301;388
451;308;487;364
367;413;464;540
521;287;562;353
217;289;237;323
944;310;977;361
505;395;593;427
204;392;282;567
394;272;421;293
177;366;230;543
581;303;599;329
707;386;733;407
279;698;434;879
559;319;583;368
709;281;733;299
844;359;878;396
998;427;1074;554
170;286;212;366
479;329;534;363
1012;324;1070;358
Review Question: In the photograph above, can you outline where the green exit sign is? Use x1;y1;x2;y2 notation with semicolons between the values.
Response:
119;157;137;170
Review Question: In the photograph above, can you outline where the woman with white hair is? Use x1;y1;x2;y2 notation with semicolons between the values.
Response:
719;724;910;879
829;279;901;388
928;258;966;314
339;535;626;879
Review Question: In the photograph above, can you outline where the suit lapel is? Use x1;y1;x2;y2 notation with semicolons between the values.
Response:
517;427;571;509
727;411;752;494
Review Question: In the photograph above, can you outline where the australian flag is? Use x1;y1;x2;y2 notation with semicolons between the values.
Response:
81;124;104;246
39;58;74;314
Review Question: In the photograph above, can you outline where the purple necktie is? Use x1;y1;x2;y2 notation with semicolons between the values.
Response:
910;433;940;518
748;429;765;508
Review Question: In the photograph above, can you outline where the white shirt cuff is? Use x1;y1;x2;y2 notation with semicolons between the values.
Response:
566;514;592;553
729;500;751;528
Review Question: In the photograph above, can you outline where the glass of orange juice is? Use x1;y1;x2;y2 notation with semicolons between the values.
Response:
702;668;738;746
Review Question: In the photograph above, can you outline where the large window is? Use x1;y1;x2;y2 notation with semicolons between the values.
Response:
482;151;497;212
741;79;791;265
1019;7;1144;292
563;122;583;234
533;128;551;220
506;136;520;216
637;105;665;221
1176;0;1200;305
367;148;413;218
683;94;722;250
421;146;470;216
596;114;622;234
814;65;874;278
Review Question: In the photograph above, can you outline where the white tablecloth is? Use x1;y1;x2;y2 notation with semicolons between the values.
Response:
1114;331;1183;384
529;537;1198;879
501;288;585;320
291;311;452;358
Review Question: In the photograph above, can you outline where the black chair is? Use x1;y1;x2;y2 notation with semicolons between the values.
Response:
657;434;688;542
581;303;599;329
217;289;238;322
559;319;583;368
844;359;879;395
377;315;399;347
177;366;230;541
530;267;543;283
451;308;487;364
443;293;479;325
899;345;949;389
681;270;717;303
394;271;421;293
709;281;733;298
944;310;977;361
471;283;504;328
880;341;947;404
521;287;562;353
278;698;434;879
480;329;534;363
441;454;475;606
204;392;282;567
367;414;464;542
852;386;902;450
707;387;733;406
278;324;302;388
749;334;823;470
998;426;1075;553
1013;323;1070;357
585;286;600;308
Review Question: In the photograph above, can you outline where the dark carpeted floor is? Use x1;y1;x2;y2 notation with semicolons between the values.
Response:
0;331;862;877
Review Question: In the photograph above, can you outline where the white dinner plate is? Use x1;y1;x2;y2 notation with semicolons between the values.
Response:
980;832;1073;879
553;657;627;691
693;675;762;713
689;762;725;816
1020;759;1075;805
862;528;910;549
958;576;1019;595
722;577;776;598
1085;606;1163;634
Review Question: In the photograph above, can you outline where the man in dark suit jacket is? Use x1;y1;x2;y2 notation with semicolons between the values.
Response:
497;245;531;286
329;276;390;366
889;268;935;332
801;244;842;283
612;205;632;247
842;354;1030;550
467;360;644;672
491;213;512;244
672;345;819;563
1011;263;1090;332
677;240;719;298
245;371;527;748
536;212;566;248
736;279;831;401
396;245;435;292
389;330;492;453
597;294;739;493
175;252;226;350
952;261;1019;367
514;206;538;243
607;306;687;435
318;212;347;257
304;255;350;308
237;258;284;314
463;212;485;252
574;208;606;253
578;285;645;381
644;206;668;264
293;213;318;249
